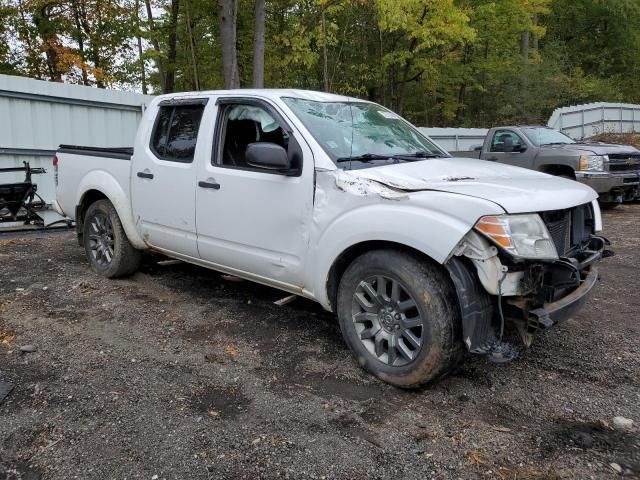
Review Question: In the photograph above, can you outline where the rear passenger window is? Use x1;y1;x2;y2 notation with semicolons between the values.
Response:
151;104;205;162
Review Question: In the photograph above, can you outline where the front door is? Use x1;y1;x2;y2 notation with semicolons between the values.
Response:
485;129;535;169
195;99;314;290
131;100;206;257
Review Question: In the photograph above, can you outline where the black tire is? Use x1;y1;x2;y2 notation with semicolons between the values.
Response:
336;249;463;388
599;201;620;210
83;199;141;278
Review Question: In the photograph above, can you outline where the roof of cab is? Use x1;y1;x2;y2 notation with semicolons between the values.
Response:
155;88;366;103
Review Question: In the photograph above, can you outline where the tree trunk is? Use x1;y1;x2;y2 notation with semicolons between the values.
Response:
70;0;89;85
219;0;240;89
184;0;200;90
395;6;428;114
531;14;539;51
321;7;329;92
520;31;529;60
252;0;265;88
144;0;166;92
135;0;147;94
164;0;180;93
33;4;63;82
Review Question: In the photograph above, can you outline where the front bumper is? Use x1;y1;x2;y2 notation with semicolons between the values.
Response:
506;235;611;330
576;171;639;199
528;266;598;327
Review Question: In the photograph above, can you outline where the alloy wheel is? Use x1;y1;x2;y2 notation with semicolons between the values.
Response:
351;275;424;367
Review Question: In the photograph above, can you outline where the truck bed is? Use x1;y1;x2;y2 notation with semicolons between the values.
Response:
55;146;133;221
58;145;133;160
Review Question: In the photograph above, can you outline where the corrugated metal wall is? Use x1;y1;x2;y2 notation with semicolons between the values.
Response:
419;127;488;152
547;102;640;139
0;74;153;214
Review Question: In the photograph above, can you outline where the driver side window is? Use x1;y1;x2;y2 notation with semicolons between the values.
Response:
217;104;289;169
490;130;524;152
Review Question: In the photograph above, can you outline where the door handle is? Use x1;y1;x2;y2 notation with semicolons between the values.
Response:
487;157;498;161
198;180;220;190
137;171;154;179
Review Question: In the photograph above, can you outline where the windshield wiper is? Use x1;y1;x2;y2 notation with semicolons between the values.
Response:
392;151;442;159
336;153;392;163
541;142;570;146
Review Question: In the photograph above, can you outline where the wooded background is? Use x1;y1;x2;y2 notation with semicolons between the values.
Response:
1;0;640;127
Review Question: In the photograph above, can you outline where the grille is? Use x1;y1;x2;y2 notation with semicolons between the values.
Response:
541;210;571;255
608;153;640;173
540;203;594;257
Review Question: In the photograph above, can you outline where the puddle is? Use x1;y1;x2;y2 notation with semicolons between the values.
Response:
188;385;251;419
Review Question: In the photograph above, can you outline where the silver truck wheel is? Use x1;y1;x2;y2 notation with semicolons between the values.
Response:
337;249;463;388
83;200;141;278
352;275;423;367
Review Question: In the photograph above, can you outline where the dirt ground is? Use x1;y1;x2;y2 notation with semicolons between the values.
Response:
1;205;639;480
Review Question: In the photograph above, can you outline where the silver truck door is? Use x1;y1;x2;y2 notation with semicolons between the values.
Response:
484;129;535;169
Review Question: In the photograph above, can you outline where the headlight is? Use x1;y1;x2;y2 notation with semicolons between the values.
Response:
475;214;558;260
578;154;607;172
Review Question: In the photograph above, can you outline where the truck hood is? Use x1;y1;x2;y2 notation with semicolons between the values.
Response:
348;157;598;213
543;142;640;156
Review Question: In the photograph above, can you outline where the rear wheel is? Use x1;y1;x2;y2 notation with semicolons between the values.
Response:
83;199;141;278
336;249;463;388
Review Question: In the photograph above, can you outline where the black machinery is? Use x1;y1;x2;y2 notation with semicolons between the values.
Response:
0;161;47;225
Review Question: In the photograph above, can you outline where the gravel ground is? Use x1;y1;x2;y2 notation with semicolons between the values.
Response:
1;205;639;480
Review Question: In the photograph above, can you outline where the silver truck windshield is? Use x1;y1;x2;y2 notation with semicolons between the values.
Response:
282;97;445;167
522;127;576;146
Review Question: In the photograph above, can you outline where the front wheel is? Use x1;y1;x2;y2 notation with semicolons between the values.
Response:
336;250;463;388
83;199;141;278
599;201;620;210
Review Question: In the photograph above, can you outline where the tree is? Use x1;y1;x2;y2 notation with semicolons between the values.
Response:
219;0;239;88
252;0;265;87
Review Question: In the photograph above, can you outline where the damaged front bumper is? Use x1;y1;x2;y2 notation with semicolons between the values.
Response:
447;234;612;356
505;236;611;331
526;266;598;328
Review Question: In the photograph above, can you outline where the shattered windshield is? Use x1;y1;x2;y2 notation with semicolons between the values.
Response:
282;97;446;168
522;127;575;146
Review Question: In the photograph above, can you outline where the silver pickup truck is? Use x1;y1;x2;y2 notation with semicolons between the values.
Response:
459;126;640;207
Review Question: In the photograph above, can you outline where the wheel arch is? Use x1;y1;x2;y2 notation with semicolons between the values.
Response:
539;164;576;179
325;240;445;313
75;171;146;249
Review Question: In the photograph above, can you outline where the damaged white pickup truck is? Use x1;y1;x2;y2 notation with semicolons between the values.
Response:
54;89;612;387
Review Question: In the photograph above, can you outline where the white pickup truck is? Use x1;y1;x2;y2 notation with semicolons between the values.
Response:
54;89;612;387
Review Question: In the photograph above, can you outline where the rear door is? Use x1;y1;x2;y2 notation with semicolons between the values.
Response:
194;97;314;290
131;99;207;257
484;129;535;169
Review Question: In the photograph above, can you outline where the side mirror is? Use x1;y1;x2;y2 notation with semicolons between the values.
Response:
246;142;290;171
503;136;514;153
517;144;527;153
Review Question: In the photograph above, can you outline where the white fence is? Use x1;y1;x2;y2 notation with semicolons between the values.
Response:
547;102;640;139
419;127;488;152
0;74;153;221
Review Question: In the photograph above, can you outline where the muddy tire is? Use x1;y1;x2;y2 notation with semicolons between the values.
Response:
336;249;463;388
83;199;141;278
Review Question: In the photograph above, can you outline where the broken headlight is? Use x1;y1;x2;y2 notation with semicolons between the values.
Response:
475;214;558;260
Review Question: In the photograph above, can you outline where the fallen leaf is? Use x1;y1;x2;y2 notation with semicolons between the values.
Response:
0;331;15;345
224;346;240;357
468;450;488;466
208;409;220;417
